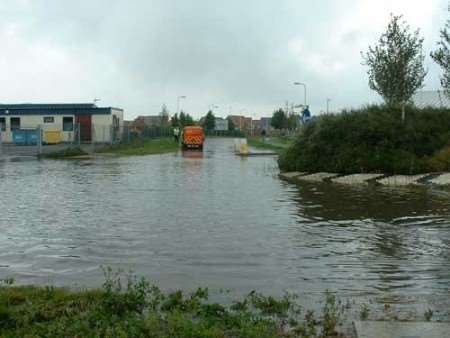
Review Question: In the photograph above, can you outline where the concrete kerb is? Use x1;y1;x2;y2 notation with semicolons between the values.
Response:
377;174;430;186
279;172;450;187
278;172;308;181
331;174;385;185
297;172;341;183
429;173;450;186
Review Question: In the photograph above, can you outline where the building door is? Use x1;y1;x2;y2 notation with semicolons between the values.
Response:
75;115;92;142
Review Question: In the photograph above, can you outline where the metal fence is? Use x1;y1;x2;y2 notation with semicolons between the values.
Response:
0;124;252;157
0;123;123;157
120;126;173;144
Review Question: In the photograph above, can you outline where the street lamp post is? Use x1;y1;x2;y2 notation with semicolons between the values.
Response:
293;82;307;108
326;98;331;114
177;96;186;115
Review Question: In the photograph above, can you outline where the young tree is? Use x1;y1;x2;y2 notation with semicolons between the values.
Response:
362;14;427;121
203;110;216;130
431;8;450;97
227;116;236;131
171;113;179;128
271;109;288;130
287;113;299;131
184;113;195;126
179;111;186;127
160;104;169;125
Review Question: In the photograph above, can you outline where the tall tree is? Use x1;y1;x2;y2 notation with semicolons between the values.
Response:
203;110;216;130
171;113;179;128
160;104;169;126
287;113;299;131
227;116;235;131
271;109;288;130
185;114;195;126
431;7;450;97
362;14;427;121
179;111;186;127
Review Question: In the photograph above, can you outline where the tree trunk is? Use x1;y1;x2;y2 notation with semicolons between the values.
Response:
401;102;406;122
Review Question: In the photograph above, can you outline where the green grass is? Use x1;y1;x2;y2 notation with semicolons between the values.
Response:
0;273;348;338
97;138;179;156
247;137;293;153
40;147;88;159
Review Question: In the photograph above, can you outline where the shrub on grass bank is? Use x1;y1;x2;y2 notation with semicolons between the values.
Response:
0;271;346;338
278;105;450;174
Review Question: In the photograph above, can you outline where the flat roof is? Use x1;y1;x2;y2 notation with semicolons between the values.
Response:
0;103;123;116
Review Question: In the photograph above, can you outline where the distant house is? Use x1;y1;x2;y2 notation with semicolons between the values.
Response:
259;117;272;131
412;90;450;109
0;103;123;143
227;115;252;131
214;118;229;131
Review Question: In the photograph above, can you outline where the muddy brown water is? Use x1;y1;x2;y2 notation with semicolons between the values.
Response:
1;138;449;315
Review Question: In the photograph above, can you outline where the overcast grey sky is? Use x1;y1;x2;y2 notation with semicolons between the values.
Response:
0;0;448;119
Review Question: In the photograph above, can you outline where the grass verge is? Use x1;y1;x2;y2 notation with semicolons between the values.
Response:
247;137;293;153
97;138;179;156
40;147;88;159
0;272;349;338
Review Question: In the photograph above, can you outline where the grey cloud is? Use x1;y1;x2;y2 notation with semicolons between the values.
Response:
0;0;447;118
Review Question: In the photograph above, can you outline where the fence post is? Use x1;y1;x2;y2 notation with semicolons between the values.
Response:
37;125;42;155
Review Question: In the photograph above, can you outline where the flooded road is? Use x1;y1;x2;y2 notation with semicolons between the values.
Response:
1;138;450;307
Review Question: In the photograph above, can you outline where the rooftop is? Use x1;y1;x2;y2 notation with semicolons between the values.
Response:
0;103;123;116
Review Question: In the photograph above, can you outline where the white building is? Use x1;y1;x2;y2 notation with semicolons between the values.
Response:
0;103;123;144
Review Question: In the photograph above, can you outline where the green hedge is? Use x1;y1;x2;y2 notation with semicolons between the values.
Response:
278;105;450;174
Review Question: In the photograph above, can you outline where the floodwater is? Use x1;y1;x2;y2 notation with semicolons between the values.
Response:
1;138;450;309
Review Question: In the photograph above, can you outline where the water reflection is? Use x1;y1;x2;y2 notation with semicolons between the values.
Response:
292;182;450;222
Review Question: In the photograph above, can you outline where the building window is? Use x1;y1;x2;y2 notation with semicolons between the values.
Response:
43;116;54;123
0;117;5;131
10;117;20;131
63;117;74;131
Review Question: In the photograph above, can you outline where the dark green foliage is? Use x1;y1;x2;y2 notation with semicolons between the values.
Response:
203;111;216;131
278;105;450;174
172;113;180;128
287;113;299;131
271;109;288;130
179;111;195;127
0;271;347;338
362;15;426;114
227;116;236;131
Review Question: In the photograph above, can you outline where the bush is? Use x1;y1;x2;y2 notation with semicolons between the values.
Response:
0;270;347;338
278;105;450;174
